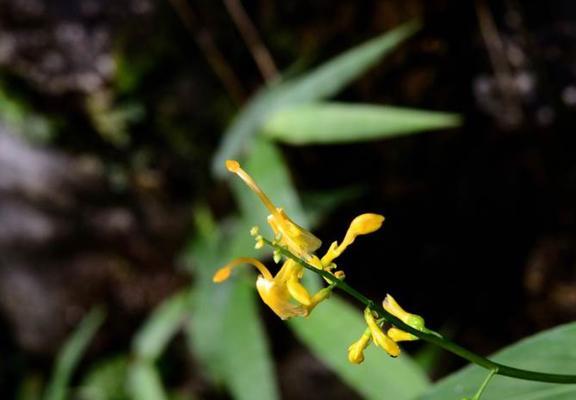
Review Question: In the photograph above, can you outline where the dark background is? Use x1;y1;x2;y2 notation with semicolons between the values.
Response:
1;0;576;398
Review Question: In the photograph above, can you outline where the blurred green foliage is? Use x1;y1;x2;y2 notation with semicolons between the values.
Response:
9;18;576;400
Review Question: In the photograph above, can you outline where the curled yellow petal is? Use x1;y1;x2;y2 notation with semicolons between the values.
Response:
212;257;273;283
256;276;308;320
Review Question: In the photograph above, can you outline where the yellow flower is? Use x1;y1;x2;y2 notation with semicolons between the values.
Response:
217;160;386;320
226;160;321;260
213;257;332;320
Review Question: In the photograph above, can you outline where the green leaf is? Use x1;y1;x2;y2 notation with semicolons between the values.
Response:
77;355;129;400
220;278;281;400
212;22;419;176
419;322;576;400
263;102;461;144
44;307;106;400
127;361;168;400
185;140;287;399
289;297;430;400
133;291;192;361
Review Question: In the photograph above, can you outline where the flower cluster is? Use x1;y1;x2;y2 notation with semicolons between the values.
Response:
347;295;426;363
213;160;427;363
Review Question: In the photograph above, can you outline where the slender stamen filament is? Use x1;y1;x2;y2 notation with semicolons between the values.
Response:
213;257;273;282
226;160;283;220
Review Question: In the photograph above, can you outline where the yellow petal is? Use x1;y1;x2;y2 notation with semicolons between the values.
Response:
322;213;384;265
256;276;307;320
347;329;371;364
212;257;273;283
287;275;312;306
348;213;385;236
226;160;321;259
387;327;418;342
364;308;400;357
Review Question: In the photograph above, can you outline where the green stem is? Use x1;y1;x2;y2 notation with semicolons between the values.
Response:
265;239;576;384
470;368;498;400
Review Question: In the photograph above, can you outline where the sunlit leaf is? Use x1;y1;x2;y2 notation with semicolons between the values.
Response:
212;22;419;176
127;361;168;400
220;278;280;400
263;102;461;144
289;297;430;400
419;322;576;400
44;308;106;400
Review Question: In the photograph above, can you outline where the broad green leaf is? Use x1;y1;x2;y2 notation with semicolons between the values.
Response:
220;278;280;400
289;297;429;400
127;361;168;400
77;355;129;400
263;102;461;144
212;22;419;176
186;140;287;399
133;291;192;361
44;308;106;400
184;215;259;383
419;322;576;400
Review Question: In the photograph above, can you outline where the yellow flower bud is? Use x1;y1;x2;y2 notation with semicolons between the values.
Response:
348;213;385;236
387;327;418;342
321;213;385;266
348;330;371;364
383;294;426;332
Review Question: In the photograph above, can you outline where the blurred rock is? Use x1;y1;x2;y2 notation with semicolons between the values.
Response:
525;235;576;328
0;0;155;94
0;127;187;354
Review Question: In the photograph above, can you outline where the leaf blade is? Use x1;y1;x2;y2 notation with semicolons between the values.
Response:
263;102;461;144
419;322;576;400
212;22;419;176
44;308;106;400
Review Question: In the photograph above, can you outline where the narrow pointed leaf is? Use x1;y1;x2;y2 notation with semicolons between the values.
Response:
212;22;419;176
44;308;105;400
263;102;461;144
